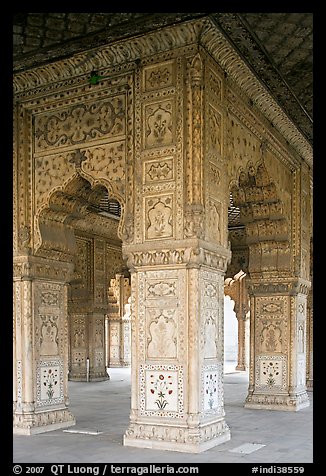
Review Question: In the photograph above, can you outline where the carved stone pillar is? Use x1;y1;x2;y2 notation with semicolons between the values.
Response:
306;289;313;389
245;279;310;411
107;287;121;367
236;314;250;372
224;274;249;371
88;313;107;380
123;244;231;452
13;255;75;435
69;236;110;381
106;274;131;367
121;48;233;452
121;297;132;367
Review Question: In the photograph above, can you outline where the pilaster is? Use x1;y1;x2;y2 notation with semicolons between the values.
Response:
13;255;76;434
245;278;310;411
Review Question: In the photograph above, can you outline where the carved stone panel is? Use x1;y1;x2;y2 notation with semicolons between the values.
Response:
207;67;222;103
82;141;125;185
71;236;91;298
259;320;283;353
256;296;288;318
145;195;174;240
138;269;186;363
147;309;177;359
144;157;174;183
208;162;221;195
203;310;218;359
39;315;59;356
143;61;175;92
208;105;222;156
144;101;174;149
34;96;126;153
207;199;222;244
297;358;306;387
35;282;64;358
255;296;288;355
146;279;178;299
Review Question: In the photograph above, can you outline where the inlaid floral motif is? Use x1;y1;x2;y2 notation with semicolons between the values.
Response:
262;361;280;387
149;374;174;409
42;367;59;400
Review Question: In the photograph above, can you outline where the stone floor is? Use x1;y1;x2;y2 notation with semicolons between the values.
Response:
13;366;313;464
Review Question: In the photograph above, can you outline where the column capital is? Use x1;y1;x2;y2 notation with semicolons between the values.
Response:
13;255;74;282
246;277;311;296
122;239;231;272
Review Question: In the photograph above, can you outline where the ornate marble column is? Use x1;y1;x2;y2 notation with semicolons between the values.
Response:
13;255;76;434
245;279;310;411
122;48;232;452
68;236;108;381
224;274;250;371
123;244;231;452
106;274;131;368
306;289;313;390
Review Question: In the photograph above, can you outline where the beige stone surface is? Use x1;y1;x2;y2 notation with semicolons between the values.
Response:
13;17;312;449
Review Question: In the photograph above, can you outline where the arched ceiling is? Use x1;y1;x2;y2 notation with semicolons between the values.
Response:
13;12;313;145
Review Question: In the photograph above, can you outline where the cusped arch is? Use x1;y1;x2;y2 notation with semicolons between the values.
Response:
35;171;125;261
229;161;291;276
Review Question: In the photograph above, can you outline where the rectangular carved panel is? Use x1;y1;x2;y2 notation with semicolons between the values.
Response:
143;100;174;149
144;194;174;241
144;157;174;183
34;96;126;153
143;61;175;92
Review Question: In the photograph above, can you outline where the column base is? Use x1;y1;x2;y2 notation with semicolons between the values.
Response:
235;365;247;371
123;419;230;453
13;408;76;435
69;371;109;382
244;391;310;411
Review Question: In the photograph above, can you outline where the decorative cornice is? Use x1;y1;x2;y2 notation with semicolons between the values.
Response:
200;20;312;167
13;19;204;96
209;13;312;145
246;277;311;296
13;16;312;167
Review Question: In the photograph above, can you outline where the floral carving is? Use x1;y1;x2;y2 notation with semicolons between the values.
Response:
146;160;173;182
82;142;125;182
146;66;173;90
41;291;58;306
261;323;282;353
146;196;173;240
147;281;176;297
39;315;59;355
148;311;177;359
145;102;173;148
34;98;125;150
208;106;222;154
